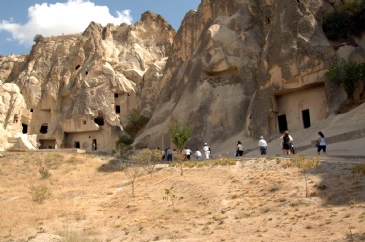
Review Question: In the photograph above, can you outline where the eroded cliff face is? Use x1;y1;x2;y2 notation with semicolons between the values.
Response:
1;0;365;152
135;0;365;149
0;11;175;152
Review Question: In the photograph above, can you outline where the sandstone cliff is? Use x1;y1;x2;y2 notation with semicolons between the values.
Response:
1;0;365;153
0;11;175;152
134;0;365;150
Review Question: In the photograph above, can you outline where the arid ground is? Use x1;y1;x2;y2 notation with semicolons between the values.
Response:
1;152;365;242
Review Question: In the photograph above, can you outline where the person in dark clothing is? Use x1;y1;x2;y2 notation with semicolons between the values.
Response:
280;131;291;155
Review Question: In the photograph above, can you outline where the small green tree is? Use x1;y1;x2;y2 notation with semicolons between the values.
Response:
169;121;193;176
325;59;365;103
123;109;150;137
163;186;183;212
169;121;193;150
115;135;134;159
131;149;161;178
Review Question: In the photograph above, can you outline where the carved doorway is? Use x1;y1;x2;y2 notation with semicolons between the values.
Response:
278;114;288;133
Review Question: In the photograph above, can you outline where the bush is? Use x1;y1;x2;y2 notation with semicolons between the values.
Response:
352;163;365;174
325;59;365;103
123;109;149;137
29;184;52;204
322;12;350;41
322;0;365;40
115;135;134;159
33;34;44;43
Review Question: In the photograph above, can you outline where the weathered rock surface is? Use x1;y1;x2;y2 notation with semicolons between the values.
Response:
1;0;365;152
134;0;365;150
0;11;175;152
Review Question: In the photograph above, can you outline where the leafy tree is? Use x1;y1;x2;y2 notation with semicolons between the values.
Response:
115;135;134;159
169;121;193;150
123;109;150;137
131;148;161;178
322;0;365;40
325;59;365;102
33;34;44;43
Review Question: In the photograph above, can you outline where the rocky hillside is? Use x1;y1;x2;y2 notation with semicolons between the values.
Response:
1;0;365;152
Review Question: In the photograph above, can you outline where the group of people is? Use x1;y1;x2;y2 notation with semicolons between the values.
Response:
240;130;327;156
158;131;327;161
159;143;213;162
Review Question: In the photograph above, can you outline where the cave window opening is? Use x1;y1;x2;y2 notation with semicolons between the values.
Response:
114;93;118;98
83;120;86;125
30;109;33;113
94;117;104;126
22;124;28;134
266;17;270;24
116;105;120;114
85;71;88;75
40;124;48;134
75;142;80;149
75;65;80;70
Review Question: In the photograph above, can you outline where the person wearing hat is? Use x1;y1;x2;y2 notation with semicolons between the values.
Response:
203;143;210;159
258;136;268;155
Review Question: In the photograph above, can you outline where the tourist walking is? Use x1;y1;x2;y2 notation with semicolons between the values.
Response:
236;141;244;156
167;147;173;161
203;143;210;159
280;131;291;154
182;146;192;160
317;131;327;155
195;148;202;160
258;136;268;155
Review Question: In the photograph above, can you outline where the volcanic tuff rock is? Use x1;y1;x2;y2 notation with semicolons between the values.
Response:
1;0;365;152
0;11;175;152
134;0;365;150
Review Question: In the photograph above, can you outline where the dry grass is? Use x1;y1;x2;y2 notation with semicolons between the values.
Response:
0;152;365;241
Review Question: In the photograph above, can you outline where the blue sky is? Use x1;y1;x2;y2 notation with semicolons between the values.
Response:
0;0;201;56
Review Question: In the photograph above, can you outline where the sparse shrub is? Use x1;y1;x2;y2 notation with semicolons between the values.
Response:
283;155;320;197
29;184;52;204
163;186;183;212
33;34;44;43
351;163;365;174
39;167;51;179
269;186;281;192
184;161;197;168
66;155;81;164
213;157;236;166
131;148;161;177
276;158;282;164
122;161;143;197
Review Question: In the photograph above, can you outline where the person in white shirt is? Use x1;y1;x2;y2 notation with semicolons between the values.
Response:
203;143;210;159
317;131;327;155
258;136;268;155
236;141;244;156
182;146;192;160
195;148;202;160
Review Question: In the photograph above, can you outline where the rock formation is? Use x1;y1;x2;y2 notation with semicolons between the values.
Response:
134;0;365;150
0;11;175;152
1;0;365;153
